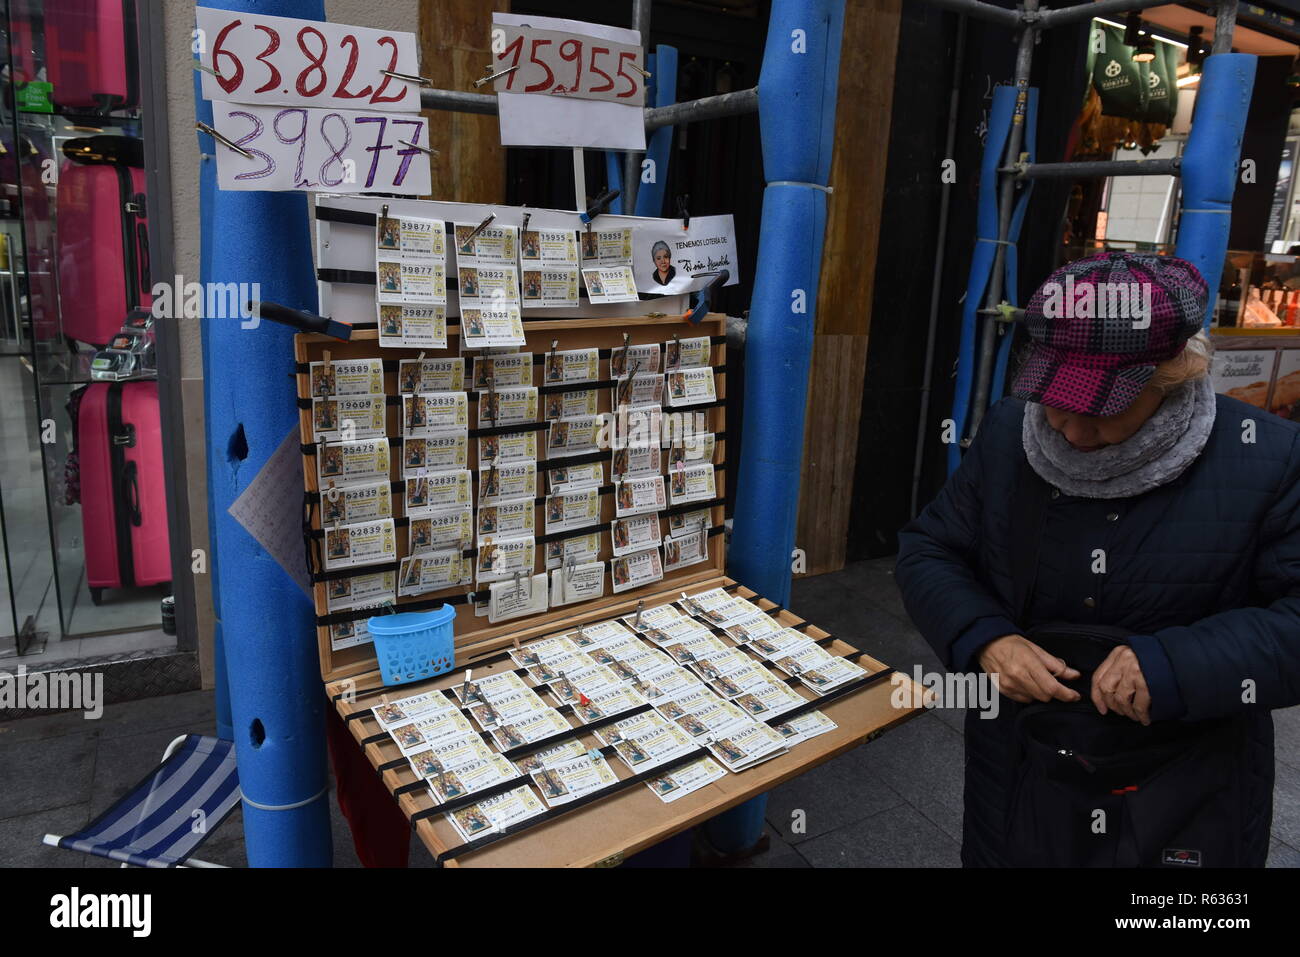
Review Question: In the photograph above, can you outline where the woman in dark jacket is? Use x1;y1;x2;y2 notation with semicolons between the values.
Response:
896;252;1300;867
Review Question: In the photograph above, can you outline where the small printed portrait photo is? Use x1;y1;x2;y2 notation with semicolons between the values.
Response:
616;483;634;510
431;770;466;802
453;806;492;836
665;539;680;565
665;337;681;371
394;724;423;750
547;497;564;524
612;448;628;477
375;702;406;725
548;421;569;449
496;724;525;750
455;225;476;255
399;366;421;394
714;738;746;763
736;694;766;715
328;577;351;601
458;267;479;297
613;558;631;586
410;519;432;548
408;478;429;508
406;396;427;430
545;352;563;382
478;507;498;534
473;360;497;390
311;365;336;397
482;468;499;499
535;768;568;799
613;520;630;549
377;216;401;250
669;372;687;399
649;240;676;288
523;270;542;300
405;440;426;468
546;395;563;421
380;304;403;337
714;675;742;698
479;543;498;572
378;261;402;294
653;775;677;796
576;702;602;723
480;391;499;424
610;348;628;378
671;471;687;497
463;310;485;338
480;435;500;463
581;231;598;260
617;740;649;765
548;467;569;488
402;558;424;588
677;714;708;738
587;274;604;297
521;230;540;260
313;399;337;434
659;701;685;720
326;527;350;560
332;619;355;641
546;541;563;562
412;752;443;778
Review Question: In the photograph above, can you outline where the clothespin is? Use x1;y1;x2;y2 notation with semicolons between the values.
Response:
195;120;252;159
629;61;652;79
577;692;590;707
521;207;532;233
461;669;472;702
193;61;224;81
580;189;619;232
380;68;433;87
320;350;333;396
634;599;645;628
676;195;691;231
617;358;641;406
381;203;389;222
398;138;438;157
473;64;520;88
487;368;498;426
587;748;602;761
485;461;498;498
513;570;523;600
513;634;521;651
464;213;496;246
550;338;558;368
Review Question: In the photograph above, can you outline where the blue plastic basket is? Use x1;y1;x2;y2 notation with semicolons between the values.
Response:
367;606;456;687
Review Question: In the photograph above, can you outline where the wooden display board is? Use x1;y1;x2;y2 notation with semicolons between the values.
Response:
297;313;728;682
326;577;924;867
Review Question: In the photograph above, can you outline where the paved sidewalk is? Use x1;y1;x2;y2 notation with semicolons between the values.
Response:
2;558;1297;867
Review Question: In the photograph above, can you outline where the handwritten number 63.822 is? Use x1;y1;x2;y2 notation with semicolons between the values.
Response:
228;109;426;188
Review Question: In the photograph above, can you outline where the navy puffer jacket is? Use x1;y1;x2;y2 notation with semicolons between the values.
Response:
896;394;1300;866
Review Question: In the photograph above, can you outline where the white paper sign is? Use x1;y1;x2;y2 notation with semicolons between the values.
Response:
212;101;432;194
196;8;421;112
492;13;645;150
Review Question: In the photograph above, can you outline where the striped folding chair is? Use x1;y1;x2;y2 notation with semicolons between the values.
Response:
43;734;241;868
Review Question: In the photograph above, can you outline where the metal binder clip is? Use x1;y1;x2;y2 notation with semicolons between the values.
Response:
320;350;333;396
676;195;691;231
464;213;496;246
617;358;641;406
195;121;251;159
521;208;532;233
513;571;523;600
487;373;498;426
461;669;472;701
381;204;389;222
473;64;520;88
485;461;498;499
634;599;645;628
380;68;433;86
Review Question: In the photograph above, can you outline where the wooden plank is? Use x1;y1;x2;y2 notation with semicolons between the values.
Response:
417;0;510;203
795;0;901;576
328;576;928;867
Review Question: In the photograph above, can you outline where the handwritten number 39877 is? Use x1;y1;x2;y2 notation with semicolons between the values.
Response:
228;109;426;188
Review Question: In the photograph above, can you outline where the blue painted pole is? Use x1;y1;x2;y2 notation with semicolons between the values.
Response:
1172;53;1256;329
634;46;677;218
719;0;845;855
194;72;232;744
199;0;331;867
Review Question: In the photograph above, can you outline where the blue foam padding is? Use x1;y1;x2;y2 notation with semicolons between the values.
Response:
200;0;331;868
634;46;678;218
1174;53;1256;328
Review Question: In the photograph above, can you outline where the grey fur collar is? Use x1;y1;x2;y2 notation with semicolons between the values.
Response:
1021;376;1216;499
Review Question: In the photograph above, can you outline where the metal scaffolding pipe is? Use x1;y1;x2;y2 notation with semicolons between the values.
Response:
419;87;498;115
918;0;1020;28
1213;0;1239;54
1038;0;1171;29
623;0;653;212
1009;157;1182;179
644;87;759;131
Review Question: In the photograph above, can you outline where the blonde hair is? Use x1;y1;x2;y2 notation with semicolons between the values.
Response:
1149;330;1212;395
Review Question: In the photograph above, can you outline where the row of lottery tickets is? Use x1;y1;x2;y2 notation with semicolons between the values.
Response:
368;588;864;844
309;342;721;651
375;214;648;349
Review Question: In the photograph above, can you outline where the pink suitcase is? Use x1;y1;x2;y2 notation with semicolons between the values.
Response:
44;0;139;111
78;381;171;603
57;157;150;346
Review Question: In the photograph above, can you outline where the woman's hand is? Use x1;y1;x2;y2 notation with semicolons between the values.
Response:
1090;645;1151;725
978;634;1082;704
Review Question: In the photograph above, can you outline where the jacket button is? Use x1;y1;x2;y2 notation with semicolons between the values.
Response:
1084;597;1096;608
1050;489;1060;500
1106;511;1119;522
